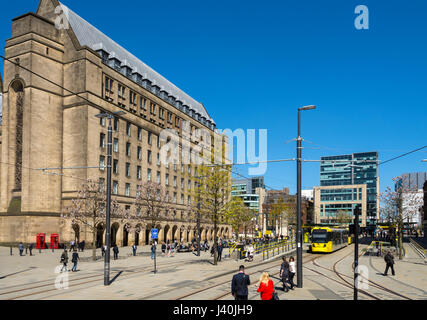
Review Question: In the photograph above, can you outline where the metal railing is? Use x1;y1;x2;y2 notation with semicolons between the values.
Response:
256;240;296;261
409;238;426;259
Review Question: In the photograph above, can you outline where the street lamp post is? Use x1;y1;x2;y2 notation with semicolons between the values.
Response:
95;110;125;286
296;105;316;288
354;204;361;300
197;186;201;257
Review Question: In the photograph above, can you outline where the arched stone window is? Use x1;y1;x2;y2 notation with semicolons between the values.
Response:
10;80;24;190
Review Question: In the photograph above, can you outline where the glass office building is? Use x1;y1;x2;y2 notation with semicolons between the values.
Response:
320;152;379;229
231;177;264;213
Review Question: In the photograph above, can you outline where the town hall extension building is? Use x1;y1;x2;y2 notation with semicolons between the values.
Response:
0;0;231;246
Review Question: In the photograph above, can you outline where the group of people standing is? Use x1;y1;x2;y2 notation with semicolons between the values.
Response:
231;256;297;301
69;240;85;252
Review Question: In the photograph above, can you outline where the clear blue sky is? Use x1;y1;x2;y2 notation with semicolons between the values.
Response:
0;0;426;194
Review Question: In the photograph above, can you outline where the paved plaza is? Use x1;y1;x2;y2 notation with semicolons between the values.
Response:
0;241;426;300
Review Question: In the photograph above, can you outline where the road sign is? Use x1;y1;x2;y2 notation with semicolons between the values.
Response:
151;228;158;239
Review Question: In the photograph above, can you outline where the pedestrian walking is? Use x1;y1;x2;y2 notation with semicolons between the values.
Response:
71;249;79;272
218;243;223;261
280;256;291;292
383;251;395;276
151;242;156;260
101;245;106;257
29;243;33;256
231;265;251;300
161;242;166;255
113;244;119;260
256;272;275;300
132;244;137;256
288;256;296;289
18;242;24;256
69;240;75;252
60;249;69;272
81;240;85;252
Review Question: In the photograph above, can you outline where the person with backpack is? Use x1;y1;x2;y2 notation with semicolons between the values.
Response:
113;244;119;260
280;256;291;292
384;250;395;276
231;265;251;300
256;272;275;300
71;249;80;272
60;249;69;272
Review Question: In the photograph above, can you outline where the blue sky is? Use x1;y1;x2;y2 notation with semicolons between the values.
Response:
0;0;426;194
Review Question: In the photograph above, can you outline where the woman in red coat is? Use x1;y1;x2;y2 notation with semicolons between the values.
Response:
257;272;274;300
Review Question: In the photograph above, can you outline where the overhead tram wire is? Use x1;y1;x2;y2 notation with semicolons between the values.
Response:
378;145;427;166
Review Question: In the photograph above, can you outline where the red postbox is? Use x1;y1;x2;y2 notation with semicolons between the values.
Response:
36;233;46;249
50;233;59;249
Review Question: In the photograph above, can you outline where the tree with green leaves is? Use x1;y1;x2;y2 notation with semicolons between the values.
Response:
335;210;352;225
380;176;423;259
226;197;256;240
194;164;232;265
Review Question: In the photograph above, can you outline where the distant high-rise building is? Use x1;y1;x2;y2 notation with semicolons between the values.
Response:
316;152;379;229
232;177;265;236
395;172;427;228
232;177;264;213
398;172;427;190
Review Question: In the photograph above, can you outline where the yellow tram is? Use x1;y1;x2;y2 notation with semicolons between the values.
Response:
311;227;349;253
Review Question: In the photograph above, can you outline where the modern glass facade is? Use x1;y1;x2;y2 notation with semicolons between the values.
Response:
232;177;264;213
320;152;378;228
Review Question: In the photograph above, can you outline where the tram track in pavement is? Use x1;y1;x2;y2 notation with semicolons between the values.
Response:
170;253;318;300
0;257;195;300
308;246;413;300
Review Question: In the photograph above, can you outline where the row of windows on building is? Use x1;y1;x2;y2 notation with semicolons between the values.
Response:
99;117;163;145
104;76;182;128
99;152;197;175
99;116;212;158
99;177;192;205
99;155;198;188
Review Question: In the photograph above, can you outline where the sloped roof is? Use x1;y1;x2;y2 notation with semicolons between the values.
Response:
59;2;214;124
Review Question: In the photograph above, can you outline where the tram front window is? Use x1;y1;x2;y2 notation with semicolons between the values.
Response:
312;231;329;243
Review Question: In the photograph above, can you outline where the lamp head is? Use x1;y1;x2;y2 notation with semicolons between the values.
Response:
299;105;316;111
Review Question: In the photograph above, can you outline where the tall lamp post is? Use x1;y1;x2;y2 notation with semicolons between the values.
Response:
95;110;125;286
296;105;316;288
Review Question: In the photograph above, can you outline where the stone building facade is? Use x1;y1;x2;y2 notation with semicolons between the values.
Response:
0;0;231;246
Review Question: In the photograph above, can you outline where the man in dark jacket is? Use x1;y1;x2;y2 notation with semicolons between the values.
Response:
384;251;395;276
231;265;251;300
280;256;290;292
113;245;119;260
29;243;33;256
217;243;223;261
71;249;80;272
132;244;137;256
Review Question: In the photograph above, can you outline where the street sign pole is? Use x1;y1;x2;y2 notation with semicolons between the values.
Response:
152;228;158;274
